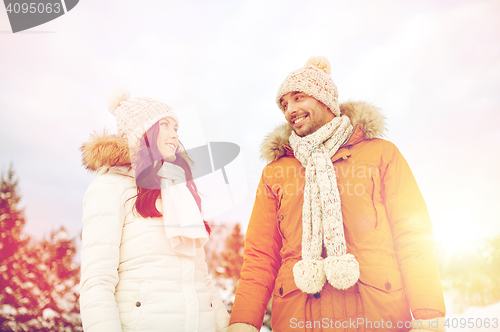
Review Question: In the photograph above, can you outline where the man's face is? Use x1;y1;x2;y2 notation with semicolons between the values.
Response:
280;92;335;137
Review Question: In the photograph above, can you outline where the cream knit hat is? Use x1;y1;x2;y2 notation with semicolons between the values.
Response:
276;56;340;117
107;88;179;145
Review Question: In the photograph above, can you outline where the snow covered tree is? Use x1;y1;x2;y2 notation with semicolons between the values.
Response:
0;164;27;270
0;166;82;331
217;223;244;282
0;165;26;252
212;223;245;313
0;164;29;328
24;226;82;331
214;223;272;330
204;224;230;275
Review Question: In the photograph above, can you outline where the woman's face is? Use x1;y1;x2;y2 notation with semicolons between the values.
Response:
156;117;178;162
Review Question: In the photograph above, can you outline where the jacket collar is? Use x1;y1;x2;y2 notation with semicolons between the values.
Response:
80;130;132;173
260;100;386;163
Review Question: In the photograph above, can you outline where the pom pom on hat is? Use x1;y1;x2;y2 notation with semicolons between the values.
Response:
305;56;331;75
108;88;130;115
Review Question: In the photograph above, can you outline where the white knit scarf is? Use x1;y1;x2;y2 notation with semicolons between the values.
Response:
289;115;360;293
157;162;207;256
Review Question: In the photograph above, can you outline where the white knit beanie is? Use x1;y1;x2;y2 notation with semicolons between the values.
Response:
276;56;340;117
107;88;179;145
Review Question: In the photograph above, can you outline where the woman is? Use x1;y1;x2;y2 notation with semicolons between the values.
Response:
80;89;229;332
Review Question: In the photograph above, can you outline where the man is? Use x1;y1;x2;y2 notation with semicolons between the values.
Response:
227;57;445;332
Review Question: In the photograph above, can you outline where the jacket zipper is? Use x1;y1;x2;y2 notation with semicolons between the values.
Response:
371;176;378;229
339;289;344;332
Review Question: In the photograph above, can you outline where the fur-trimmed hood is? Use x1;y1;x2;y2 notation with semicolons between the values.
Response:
80;131;132;172
260;100;386;163
80;131;191;173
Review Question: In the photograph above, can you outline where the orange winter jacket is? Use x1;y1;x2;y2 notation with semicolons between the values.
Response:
230;101;445;332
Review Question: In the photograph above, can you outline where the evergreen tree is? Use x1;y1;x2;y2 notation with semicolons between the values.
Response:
0;164;30;327
218;223;244;282
0;166;82;331
203;224;228;275
23;226;81;331
213;222;243;310
0;165;26;255
215;223;272;330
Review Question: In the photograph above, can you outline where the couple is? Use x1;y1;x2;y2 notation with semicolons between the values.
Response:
80;57;446;332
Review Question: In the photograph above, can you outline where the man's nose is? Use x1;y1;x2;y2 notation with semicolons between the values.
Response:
285;102;297;117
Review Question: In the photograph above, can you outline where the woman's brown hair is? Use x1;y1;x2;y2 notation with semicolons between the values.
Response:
132;121;210;234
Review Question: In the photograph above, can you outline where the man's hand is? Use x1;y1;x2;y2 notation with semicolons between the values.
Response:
413;309;444;320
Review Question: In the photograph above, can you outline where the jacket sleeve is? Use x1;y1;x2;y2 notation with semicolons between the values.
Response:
80;174;125;332
229;171;283;329
199;248;230;332
381;144;446;316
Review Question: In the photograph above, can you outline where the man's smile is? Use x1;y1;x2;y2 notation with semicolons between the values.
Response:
291;114;308;128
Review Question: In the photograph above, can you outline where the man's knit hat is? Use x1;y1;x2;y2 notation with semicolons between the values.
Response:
107;88;179;145
276;56;340;117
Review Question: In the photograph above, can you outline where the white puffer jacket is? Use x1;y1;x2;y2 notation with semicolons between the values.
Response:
79;133;229;332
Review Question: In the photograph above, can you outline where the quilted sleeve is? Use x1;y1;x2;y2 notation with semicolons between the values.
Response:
80;174;126;332
229;172;282;328
381;144;445;316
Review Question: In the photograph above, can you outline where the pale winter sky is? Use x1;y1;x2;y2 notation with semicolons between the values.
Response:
0;0;499;255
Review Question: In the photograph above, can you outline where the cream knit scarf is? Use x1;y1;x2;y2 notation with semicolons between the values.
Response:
289;115;360;293
157;162;208;257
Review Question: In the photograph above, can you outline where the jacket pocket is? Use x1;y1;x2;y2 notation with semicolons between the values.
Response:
271;264;309;332
370;173;379;229
273;266;299;298
357;266;411;324
358;265;404;292
127;282;150;331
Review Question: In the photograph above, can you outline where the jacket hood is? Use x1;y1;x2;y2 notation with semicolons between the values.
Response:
80;130;132;172
80;130;192;173
260;100;386;163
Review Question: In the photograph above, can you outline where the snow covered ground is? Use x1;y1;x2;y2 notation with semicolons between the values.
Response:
445;301;500;332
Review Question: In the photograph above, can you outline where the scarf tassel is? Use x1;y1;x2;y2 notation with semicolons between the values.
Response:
293;254;360;294
324;254;360;290
293;259;326;294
